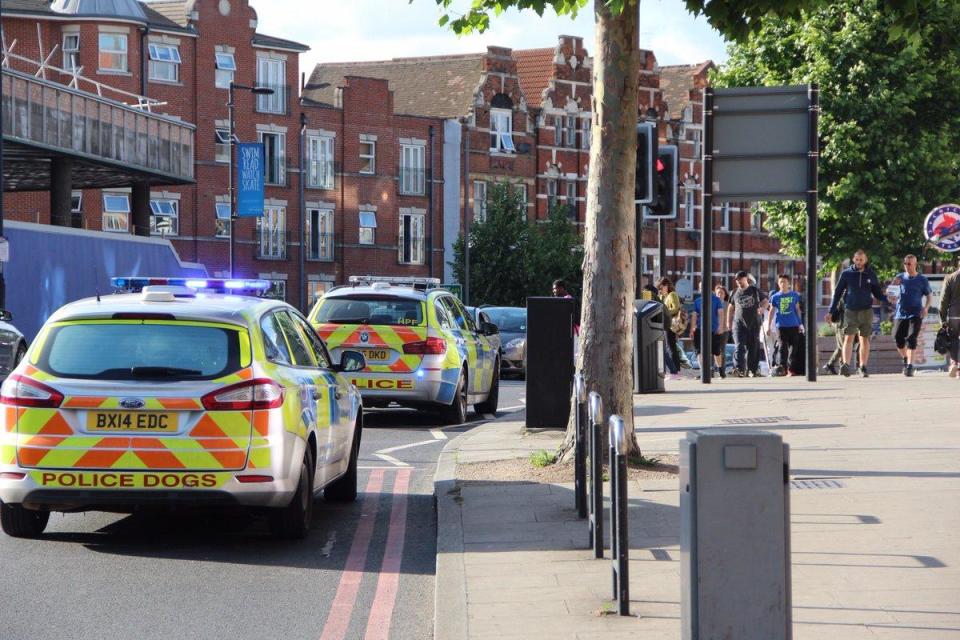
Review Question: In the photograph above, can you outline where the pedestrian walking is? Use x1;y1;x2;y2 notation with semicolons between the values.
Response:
767;274;804;376
940;264;960;378
714;284;732;376
658;277;684;380
823;300;859;374
728;270;766;377
553;278;580;336
889;255;932;377
826;249;887;377
689;290;726;376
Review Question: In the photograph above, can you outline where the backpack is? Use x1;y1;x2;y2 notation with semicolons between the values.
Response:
672;307;689;335
934;324;957;355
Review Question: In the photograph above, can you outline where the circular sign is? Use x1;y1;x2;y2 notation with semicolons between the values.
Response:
676;278;694;301
924;203;960;253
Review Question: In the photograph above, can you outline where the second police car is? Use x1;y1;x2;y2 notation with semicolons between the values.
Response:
309;277;500;423
0;278;364;540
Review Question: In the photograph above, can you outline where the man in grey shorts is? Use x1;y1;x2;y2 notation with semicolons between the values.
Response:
826;250;887;377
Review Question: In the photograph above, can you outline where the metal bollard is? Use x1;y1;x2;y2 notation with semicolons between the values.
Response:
608;415;630;616
587;391;604;559
573;373;588;519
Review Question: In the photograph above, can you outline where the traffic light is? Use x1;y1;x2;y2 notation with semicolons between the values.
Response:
647;145;677;219
635;122;657;206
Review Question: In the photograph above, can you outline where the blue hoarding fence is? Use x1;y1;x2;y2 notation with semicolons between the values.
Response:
236;142;265;218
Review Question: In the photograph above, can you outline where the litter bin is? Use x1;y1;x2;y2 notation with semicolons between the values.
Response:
633;299;665;394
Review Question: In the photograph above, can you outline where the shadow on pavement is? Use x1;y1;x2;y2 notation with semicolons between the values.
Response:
634;423;845;434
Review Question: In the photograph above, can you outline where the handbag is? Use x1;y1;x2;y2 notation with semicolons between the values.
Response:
934;324;957;355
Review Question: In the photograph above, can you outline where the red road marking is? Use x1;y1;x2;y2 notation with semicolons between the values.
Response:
363;468;412;640
319;469;385;640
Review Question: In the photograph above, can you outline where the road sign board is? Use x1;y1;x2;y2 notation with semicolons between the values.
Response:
924;204;960;252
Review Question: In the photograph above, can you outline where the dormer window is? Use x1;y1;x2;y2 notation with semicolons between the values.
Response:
489;93;515;153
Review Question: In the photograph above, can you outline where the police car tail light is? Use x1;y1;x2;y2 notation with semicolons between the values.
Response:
403;337;446;355
0;375;64;408
202;379;284;411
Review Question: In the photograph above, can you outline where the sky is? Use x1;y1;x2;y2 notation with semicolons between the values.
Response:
251;0;730;74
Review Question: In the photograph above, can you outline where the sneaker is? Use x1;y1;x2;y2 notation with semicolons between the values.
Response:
823;363;839;376
840;363;851;377
774;366;787;377
950;366;959;379
750;370;761;378
719;368;727;379
905;364;914;377
860;366;869;378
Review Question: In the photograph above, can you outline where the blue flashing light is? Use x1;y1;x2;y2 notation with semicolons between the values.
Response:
111;276;272;295
416;369;426;379
186;279;209;289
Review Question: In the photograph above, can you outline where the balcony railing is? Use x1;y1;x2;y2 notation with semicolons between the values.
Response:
1;67;195;182
306;232;335;262
399;167;426;195
255;84;289;116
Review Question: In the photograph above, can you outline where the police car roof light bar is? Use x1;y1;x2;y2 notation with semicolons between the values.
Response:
111;277;272;294
348;276;442;291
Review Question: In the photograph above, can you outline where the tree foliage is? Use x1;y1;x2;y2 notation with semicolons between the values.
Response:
451;184;584;306
712;0;960;274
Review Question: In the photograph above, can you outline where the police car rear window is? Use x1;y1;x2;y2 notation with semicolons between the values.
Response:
315;297;425;327
37;322;242;380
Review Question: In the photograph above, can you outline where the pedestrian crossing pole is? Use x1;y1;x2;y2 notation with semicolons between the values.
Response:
700;87;715;384
806;84;820;382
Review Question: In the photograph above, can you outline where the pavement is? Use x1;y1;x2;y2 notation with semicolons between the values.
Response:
434;372;960;639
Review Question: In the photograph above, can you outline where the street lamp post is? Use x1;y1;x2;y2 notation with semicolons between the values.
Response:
228;82;274;279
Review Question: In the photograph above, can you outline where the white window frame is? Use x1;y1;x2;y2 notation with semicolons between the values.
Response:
215;52;236;89
515;183;527;207
307;135;335;189
148;43;180;83
215;202;231;239
215;128;232;164
685;257;697;280
359;141;376;175
258;131;285;186
565;115;577;148
308;280;332;307
265;280;287;302
62;33;80;72
102;193;130;233
71;190;83;213
256;58;286;114
149;198;179;236
489;108;515;153
258;206;286;259
398;212;425;265
684;189;695;229
581;117;591;150
721;258;732;280
547;178;558;210
359;211;377;245
752;210;763;231
721;203;731;230
400;144;425;195
472;180;487;223
554;115;564;146
306;208;334;261
98;33;128;73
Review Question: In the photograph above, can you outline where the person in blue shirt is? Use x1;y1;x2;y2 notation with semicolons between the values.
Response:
891;254;932;377
689;291;726;377
767;274;804;376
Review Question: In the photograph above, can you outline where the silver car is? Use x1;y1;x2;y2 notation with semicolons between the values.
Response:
0;310;28;380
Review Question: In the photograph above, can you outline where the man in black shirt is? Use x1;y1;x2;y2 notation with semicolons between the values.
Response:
727;270;766;377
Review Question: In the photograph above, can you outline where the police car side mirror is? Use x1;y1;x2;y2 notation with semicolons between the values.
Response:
480;321;499;336
0;309;12;322
338;350;366;373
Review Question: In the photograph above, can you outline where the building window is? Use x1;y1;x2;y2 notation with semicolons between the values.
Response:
565;115;577;148
359;211;377;245
752;210;763;231
255;58;286;114
565;180;577;220
215;202;231;239
98;33;128;73
359;141;375;174
215;128;232;163
721;203;730;230
399;212;425;265
581;117;591;150
257;206;286;259
307;135;335;189
71;191;82;214
472;181;487;223
685;257;696;280
215;52;236;89
489;109;515;153
102;193;130;233
721;258;731;280
62;33;80;71
752;259;762;279
148;43;180;82
149;199;178;236
554;115;564;146
264;280;287;302
259;131;285;186
515;183;527;207
684;188;695;229
400;144;425;195
547;178;558;210
306;208;334;261
308;280;332;308
768;262;778;290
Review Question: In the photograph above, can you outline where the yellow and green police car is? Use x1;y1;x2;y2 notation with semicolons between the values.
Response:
0;278;364;540
309;277;500;424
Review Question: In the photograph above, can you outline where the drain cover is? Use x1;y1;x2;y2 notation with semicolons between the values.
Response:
790;478;846;490
721;416;793;425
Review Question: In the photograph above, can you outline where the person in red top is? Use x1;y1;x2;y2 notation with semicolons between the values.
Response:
552;279;580;336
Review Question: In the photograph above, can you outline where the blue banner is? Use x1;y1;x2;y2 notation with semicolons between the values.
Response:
236;142;265;218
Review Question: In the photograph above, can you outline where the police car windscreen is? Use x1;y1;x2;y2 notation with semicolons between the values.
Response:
37;322;243;380
316;297;425;327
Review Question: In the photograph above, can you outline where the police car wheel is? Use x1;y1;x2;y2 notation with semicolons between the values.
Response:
0;502;49;538
325;419;361;503
475;360;499;415
442;369;468;425
268;457;313;540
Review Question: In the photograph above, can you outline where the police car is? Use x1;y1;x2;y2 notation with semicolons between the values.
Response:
309;277;499;423
0;278;364;540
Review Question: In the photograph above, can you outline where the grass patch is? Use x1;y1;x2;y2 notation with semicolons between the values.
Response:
529;450;558;468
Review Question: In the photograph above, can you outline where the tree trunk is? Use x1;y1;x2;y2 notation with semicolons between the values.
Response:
559;0;642;460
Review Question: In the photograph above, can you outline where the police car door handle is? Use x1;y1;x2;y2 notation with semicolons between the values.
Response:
310;387;322;400
331;386;343;400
